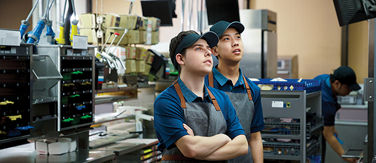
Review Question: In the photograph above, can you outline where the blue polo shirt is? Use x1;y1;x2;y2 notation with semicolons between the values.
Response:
154;78;245;151
204;67;265;133
314;74;341;126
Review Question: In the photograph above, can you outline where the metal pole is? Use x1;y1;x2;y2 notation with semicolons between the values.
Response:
368;18;375;163
181;0;185;31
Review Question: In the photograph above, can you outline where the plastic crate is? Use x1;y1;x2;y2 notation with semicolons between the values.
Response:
254;79;321;93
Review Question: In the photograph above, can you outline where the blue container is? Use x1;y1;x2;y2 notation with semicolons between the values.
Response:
253;79;321;93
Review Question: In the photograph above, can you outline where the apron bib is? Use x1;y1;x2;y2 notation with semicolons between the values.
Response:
209;73;255;163
162;82;227;163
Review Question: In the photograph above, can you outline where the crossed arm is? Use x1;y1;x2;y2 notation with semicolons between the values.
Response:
175;124;248;160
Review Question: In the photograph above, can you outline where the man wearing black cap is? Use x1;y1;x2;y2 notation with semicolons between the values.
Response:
206;20;264;163
314;66;361;163
154;30;248;161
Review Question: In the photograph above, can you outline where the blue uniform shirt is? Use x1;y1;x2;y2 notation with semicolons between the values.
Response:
154;78;245;151
205;67;265;133
314;74;341;126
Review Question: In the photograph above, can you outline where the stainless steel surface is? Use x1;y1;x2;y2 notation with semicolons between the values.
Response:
32;46;62;105
31;55;62;96
240;29;262;78
239;9;276;31
239;9;277;78
0;143;116;163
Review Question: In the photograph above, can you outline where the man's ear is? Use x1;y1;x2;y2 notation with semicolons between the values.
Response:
211;46;219;57
333;80;341;89
176;53;184;65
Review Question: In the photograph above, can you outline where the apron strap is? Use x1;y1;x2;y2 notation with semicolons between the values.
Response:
242;75;253;101
173;81;187;109
174;80;221;111
208;71;214;87
207;87;221;111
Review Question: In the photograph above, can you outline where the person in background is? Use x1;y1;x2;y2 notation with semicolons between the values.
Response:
314;66;361;163
154;30;248;162
206;20;264;163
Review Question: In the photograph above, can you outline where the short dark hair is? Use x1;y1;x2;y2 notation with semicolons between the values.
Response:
169;30;198;72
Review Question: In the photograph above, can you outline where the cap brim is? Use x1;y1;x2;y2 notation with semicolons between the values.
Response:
201;31;219;48
227;21;245;34
349;83;361;91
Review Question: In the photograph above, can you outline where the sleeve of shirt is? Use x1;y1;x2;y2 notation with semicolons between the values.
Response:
154;94;188;149
219;91;245;139
249;81;265;133
322;101;336;126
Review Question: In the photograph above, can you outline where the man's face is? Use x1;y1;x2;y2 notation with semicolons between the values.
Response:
179;39;213;75
333;80;351;96
213;28;244;64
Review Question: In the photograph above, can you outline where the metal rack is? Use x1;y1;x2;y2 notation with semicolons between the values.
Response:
261;90;323;162
0;45;32;147
34;45;95;132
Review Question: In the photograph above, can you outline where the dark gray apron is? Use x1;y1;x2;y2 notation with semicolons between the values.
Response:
161;82;227;163
209;73;255;163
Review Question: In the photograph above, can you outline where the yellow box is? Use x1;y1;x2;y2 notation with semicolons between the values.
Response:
126;59;136;73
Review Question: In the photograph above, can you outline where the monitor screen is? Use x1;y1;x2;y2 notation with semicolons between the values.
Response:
141;0;174;26
333;0;376;26
206;0;240;25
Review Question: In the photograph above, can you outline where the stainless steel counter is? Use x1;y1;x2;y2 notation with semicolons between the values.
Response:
0;139;158;163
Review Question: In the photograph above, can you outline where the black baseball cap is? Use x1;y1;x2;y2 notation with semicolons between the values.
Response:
210;20;245;38
333;66;361;91
174;31;219;55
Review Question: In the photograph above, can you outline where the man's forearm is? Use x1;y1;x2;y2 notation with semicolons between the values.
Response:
250;132;263;163
325;134;345;156
199;135;248;161
176;134;230;159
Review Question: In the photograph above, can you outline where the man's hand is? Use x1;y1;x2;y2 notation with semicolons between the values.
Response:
343;157;358;163
183;123;194;136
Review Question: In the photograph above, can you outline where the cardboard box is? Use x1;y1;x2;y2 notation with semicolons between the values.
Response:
152;31;159;44
139;17;148;30
146;51;154;64
119;15;140;30
136;47;148;60
127;30;140;44
79;13;96;28
147;17;160;31
105;28;128;45
126;59;137;73
136;60;146;73
35;138;76;155
139;30;147;44
80;28;97;44
125;46;137;59
143;64;151;76
102;14;120;29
